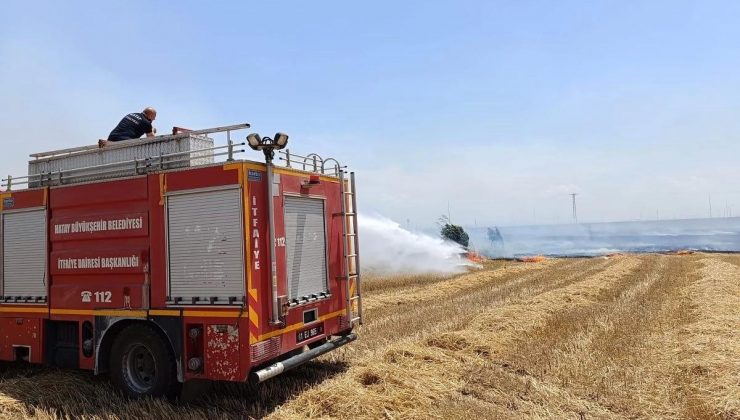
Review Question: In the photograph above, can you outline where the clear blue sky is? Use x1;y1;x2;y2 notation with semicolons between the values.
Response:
2;1;739;226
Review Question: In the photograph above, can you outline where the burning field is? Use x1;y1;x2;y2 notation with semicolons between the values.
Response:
1;253;739;419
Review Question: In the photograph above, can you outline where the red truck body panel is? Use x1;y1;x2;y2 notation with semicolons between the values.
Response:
0;160;353;383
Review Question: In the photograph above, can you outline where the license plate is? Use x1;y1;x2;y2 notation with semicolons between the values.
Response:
296;323;324;343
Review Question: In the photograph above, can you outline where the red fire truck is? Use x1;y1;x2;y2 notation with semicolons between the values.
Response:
0;123;362;398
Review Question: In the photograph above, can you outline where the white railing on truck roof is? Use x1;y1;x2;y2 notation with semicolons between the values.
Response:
278;149;345;177
28;123;252;160
4;143;247;189
2;124;347;191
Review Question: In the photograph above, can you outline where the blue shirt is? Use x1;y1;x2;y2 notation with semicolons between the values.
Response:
108;113;153;141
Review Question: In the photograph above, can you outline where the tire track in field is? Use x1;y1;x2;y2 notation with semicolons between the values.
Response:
269;256;643;419
339;257;619;360
433;255;650;419
456;254;702;419
681;256;740;418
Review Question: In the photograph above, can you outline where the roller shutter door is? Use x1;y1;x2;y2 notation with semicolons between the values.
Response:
2;209;47;298
284;196;328;300
167;188;244;303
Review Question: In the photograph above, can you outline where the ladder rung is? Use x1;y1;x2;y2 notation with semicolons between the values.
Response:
350;296;361;301
351;317;361;323
343;191;354;195
346;253;357;258
344;233;357;236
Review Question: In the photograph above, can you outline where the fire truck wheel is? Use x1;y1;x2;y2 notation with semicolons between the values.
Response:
109;324;177;399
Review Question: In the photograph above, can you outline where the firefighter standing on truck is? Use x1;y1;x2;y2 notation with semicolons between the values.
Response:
99;107;157;147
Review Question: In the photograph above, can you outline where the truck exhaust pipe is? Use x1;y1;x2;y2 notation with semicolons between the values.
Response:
250;333;357;384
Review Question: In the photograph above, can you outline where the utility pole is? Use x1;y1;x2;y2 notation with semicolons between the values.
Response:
570;193;578;223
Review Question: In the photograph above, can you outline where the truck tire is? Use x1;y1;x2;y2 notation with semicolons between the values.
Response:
109;324;177;399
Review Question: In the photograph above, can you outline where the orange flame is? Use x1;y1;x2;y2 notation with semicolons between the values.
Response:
467;251;486;263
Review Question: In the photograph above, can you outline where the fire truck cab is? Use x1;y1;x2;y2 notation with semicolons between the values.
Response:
0;123;362;398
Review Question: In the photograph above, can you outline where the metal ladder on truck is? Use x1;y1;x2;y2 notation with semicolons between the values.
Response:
339;171;363;327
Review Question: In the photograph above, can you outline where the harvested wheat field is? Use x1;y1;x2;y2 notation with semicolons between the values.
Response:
1;253;739;419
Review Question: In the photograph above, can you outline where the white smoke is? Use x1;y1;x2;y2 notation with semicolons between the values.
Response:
467;217;740;257
358;214;474;275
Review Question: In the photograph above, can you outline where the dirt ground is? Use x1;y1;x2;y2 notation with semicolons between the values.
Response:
1;253;738;419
